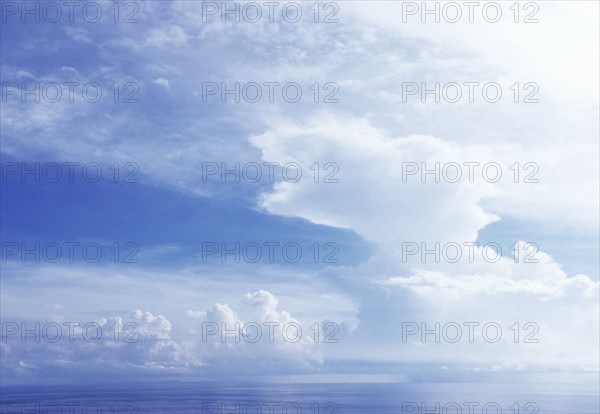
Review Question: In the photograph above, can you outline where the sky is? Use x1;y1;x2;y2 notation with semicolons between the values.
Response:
0;0;599;386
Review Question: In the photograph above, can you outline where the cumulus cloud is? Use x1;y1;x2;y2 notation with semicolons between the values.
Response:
248;112;599;371
186;291;323;373
0;291;327;383
250;113;502;248
0;310;200;383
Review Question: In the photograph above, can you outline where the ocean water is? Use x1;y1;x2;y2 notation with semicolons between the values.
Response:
1;382;598;414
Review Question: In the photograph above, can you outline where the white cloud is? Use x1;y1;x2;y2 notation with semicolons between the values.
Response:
1;0;597;382
186;290;323;370
248;111;598;370
145;25;189;47
63;27;93;43
152;77;170;89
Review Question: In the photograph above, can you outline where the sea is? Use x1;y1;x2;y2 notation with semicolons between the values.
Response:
1;382;599;413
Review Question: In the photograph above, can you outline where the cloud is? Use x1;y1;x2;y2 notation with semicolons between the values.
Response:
186;291;323;372
152;77;170;89
1;291;327;383
250;113;500;247
0;310;201;383
248;112;599;370
1;0;597;383
63;27;93;43
145;25;189;47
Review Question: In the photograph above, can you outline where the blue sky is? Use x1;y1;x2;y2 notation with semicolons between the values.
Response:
0;1;599;385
